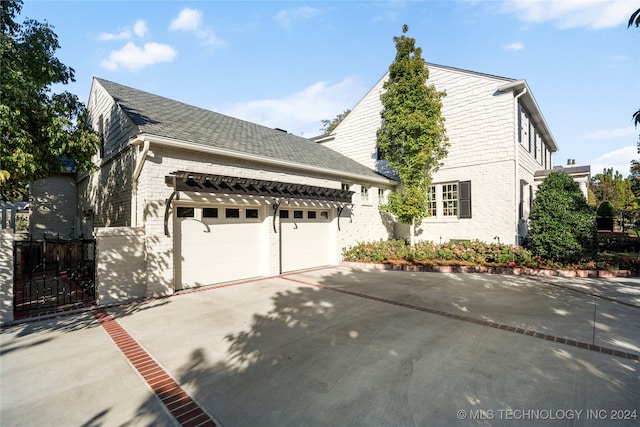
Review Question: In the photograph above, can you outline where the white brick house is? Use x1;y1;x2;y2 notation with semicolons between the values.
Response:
316;63;559;245
80;78;397;297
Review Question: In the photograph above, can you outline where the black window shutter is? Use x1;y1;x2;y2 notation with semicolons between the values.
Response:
459;181;471;219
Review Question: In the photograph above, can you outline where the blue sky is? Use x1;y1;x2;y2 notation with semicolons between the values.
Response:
20;0;640;176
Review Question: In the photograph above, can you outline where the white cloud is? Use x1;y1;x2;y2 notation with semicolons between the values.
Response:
585;127;637;139
169;8;226;48
588;145;636;176
221;77;364;137
503;41;524;51
99;29;132;41
101;42;177;71
133;20;148;38
274;6;320;29
502;0;635;29
170;8;203;32
99;19;147;41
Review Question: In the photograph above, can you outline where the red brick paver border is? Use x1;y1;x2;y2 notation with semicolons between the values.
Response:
92;308;217;427
281;276;640;361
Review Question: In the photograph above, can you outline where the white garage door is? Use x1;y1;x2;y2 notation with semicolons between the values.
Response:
176;206;266;289
280;208;333;273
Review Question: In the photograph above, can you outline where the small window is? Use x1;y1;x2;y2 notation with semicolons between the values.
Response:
378;188;386;204
428;186;437;217
98;114;105;158
308;211;317;219
280;209;289;219
246;209;259;219
361;186;369;202
320;211;329;219
341;183;351;191
203;208;218;218
294;210;303;219
225;208;240;218
177;207;194;218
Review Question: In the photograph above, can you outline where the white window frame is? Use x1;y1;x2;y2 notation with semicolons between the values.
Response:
361;185;369;202
442;183;458;217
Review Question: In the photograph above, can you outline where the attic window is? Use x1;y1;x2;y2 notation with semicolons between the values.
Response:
98;114;105;157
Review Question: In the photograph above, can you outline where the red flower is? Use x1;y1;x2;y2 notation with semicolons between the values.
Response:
508;261;516;267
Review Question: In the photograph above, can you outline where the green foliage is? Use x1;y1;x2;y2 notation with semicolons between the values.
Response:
319;109;350;135
596;201;614;217
376;25;448;232
342;239;640;271
526;171;598;264
0;0;99;201
591;168;636;212
342;239;535;267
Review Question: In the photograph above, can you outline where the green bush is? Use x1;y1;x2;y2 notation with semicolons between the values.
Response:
526;172;598;264
341;239;638;271
596;201;615;217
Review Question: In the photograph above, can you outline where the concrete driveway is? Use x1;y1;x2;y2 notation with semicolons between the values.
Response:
2;266;639;426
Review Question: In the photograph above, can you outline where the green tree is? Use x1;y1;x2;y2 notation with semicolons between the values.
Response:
376;25;448;246
319;109;350;136
629;8;640;174
0;0;99;201
527;171;597;264
591;168;635;211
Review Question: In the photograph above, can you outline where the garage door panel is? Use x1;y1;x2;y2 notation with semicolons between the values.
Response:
281;217;331;273
178;209;265;289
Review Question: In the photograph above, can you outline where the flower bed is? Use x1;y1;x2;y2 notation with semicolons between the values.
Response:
341;240;640;276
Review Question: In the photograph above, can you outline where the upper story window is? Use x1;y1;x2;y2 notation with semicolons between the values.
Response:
361;185;369;202
518;105;523;144
378;188;386;204
341;183;351;191
98;114;105;158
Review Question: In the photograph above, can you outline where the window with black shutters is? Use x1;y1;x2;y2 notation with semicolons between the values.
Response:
459;181;472;219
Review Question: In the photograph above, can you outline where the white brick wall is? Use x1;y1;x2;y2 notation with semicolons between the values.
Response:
95;227;146;304
136;146;394;294
0;230;14;324
322;64;548;245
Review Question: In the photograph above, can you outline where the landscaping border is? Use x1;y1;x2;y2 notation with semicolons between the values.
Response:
340;261;638;278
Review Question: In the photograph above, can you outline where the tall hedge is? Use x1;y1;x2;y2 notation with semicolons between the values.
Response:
527;172;597;263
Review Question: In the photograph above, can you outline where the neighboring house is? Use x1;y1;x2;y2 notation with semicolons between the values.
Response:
80;78;397;296
316;63;560;245
29;173;78;240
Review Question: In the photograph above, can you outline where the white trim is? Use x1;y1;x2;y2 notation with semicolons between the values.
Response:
129;133;396;187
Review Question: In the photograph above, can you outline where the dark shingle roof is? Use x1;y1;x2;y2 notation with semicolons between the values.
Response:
95;78;385;181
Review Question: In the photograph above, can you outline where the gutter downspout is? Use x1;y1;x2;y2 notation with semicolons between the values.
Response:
513;88;527;245
131;136;150;227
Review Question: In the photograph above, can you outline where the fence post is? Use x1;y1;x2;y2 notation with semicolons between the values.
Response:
0;230;14;324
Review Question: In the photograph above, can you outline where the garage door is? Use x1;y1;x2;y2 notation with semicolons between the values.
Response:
280;208;333;273
176;206;266;289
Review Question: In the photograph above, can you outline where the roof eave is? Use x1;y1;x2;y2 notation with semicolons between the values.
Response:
130;133;396;187
498;80;559;153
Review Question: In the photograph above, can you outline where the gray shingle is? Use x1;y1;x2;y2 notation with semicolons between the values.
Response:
95;78;384;181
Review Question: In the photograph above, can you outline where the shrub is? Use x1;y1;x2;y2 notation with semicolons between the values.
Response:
526;172;598;264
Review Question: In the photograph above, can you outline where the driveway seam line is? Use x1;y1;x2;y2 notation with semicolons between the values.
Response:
528;277;640;309
91;308;219;427
280;276;640;361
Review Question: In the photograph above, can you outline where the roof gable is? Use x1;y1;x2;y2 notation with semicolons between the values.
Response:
93;78;385;182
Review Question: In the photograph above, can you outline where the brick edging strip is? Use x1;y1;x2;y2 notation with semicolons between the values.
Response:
92;308;218;427
281;276;640;362
340;261;639;278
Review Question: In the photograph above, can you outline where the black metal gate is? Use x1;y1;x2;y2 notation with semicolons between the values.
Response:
13;238;96;317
